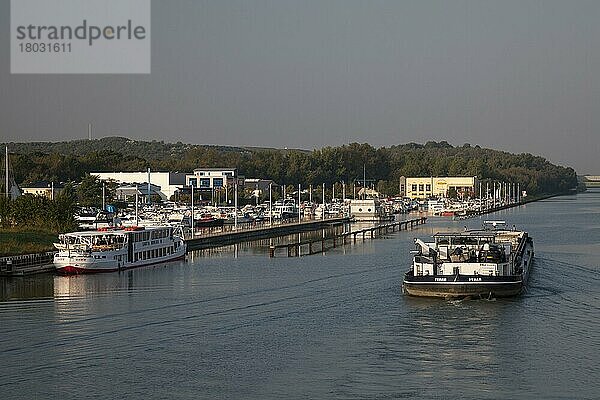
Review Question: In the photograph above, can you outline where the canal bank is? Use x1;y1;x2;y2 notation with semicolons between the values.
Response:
457;191;576;219
0;252;55;276
185;217;350;251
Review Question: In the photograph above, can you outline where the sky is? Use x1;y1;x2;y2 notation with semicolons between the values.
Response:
1;0;599;173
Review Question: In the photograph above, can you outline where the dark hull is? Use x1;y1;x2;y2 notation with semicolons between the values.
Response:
194;218;224;228
403;275;524;298
55;254;186;275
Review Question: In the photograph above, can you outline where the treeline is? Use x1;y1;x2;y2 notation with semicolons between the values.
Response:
2;137;577;196
0;185;77;232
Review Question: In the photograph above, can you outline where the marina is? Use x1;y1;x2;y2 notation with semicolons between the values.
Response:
0;192;535;276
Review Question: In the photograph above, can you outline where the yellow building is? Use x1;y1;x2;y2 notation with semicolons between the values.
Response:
400;176;477;199
20;181;64;199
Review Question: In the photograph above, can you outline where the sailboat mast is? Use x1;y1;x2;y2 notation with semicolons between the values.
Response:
363;163;366;200
5;146;8;199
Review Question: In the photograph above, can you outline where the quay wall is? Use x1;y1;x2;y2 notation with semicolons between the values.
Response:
459;191;575;219
185;218;349;251
0;252;55;276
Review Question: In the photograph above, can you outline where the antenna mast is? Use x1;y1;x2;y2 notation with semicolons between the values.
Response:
5;146;9;199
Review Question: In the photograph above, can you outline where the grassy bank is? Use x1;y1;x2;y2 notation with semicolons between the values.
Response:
0;228;57;257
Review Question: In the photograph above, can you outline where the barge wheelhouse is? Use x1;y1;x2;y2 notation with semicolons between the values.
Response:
403;221;534;298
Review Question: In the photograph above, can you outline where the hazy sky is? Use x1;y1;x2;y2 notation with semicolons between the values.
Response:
1;1;599;173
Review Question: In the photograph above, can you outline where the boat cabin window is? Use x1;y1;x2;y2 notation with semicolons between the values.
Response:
450;237;479;246
151;228;170;240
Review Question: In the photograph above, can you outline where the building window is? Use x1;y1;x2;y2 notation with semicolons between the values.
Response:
419;184;424;191
199;178;210;187
213;178;224;187
411;184;417;192
189;178;197;187
426;184;431;192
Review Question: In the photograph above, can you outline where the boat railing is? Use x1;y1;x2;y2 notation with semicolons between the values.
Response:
91;244;124;252
54;242;91;252
414;255;435;264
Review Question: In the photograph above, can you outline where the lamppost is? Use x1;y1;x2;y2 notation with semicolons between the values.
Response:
191;183;194;236
269;183;273;226
298;183;301;222
322;182;325;220
135;192;139;226
234;180;238;230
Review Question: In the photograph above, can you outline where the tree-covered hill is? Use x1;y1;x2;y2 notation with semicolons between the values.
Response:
1;138;577;196
4;136;263;160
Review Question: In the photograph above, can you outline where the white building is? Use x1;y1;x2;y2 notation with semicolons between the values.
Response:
115;183;165;202
186;168;239;189
92;172;186;200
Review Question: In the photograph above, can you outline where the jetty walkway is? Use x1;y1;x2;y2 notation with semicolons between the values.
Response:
0;252;55;277
184;217;349;251
269;216;427;257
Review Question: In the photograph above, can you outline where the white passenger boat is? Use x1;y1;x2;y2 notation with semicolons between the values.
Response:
53;226;186;274
403;221;534;298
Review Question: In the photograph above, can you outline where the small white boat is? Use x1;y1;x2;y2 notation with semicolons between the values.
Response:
349;199;393;222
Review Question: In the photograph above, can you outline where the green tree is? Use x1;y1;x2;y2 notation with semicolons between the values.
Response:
77;175;116;208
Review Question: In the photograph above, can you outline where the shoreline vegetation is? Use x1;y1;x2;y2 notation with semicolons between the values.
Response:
0;227;57;257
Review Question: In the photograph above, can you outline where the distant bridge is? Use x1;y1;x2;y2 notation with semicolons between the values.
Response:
582;175;600;187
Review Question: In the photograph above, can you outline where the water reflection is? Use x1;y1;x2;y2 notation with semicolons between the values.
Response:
0;274;54;302
53;273;130;298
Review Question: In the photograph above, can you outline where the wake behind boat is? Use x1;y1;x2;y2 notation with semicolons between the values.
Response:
403;221;534;298
54;226;186;274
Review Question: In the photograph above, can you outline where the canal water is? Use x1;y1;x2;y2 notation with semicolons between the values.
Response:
1;190;599;399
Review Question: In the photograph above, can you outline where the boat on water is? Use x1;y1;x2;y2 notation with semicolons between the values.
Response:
53;226;186;274
403;221;534;298
349;199;394;222
193;213;225;228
